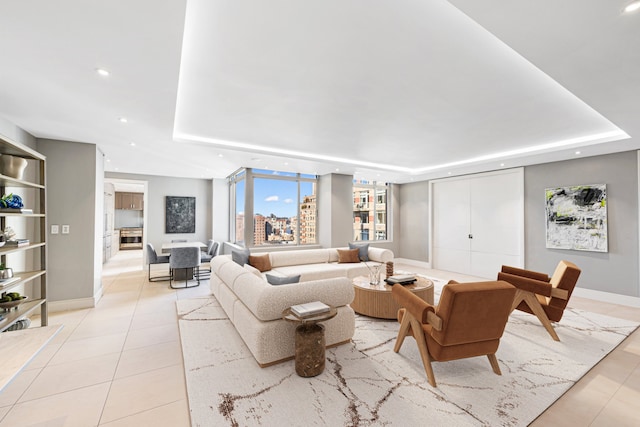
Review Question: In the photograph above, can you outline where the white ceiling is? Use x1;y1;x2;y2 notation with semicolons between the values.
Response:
1;0;639;183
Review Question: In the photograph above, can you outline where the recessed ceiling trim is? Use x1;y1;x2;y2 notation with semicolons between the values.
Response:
175;128;629;176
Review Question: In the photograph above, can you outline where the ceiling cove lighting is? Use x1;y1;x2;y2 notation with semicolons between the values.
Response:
175;129;628;175
624;1;640;13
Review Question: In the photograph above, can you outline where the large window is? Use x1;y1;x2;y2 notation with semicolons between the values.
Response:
353;179;389;241
230;168;318;247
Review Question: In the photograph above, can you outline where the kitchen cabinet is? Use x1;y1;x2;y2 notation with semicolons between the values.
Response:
115;192;143;210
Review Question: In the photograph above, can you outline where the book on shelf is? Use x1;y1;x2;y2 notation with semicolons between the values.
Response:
0;276;21;288
290;301;330;318
0;208;33;214
5;239;29;247
385;274;417;285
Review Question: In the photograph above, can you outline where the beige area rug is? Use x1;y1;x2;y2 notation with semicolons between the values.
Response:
177;279;638;427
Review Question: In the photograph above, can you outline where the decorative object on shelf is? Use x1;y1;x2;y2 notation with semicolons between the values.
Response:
0;234;4;247
2;226;16;242
0;154;28;180
0;265;13;280
0;291;27;311
386;261;394;278
0;193;23;209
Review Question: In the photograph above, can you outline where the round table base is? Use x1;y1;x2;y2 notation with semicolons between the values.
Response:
295;323;326;377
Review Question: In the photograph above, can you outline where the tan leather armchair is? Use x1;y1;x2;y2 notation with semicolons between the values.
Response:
391;281;516;387
497;260;581;341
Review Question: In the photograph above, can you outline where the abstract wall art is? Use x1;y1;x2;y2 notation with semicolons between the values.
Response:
166;196;196;233
545;184;607;252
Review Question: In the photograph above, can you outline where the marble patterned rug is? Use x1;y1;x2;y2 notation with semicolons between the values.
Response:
177;279;638;427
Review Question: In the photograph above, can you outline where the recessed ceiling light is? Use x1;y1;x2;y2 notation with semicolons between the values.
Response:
218;153;224;158
500;163;505;167
130;142;136;147
448;172;452;175
95;68;110;77
335;168;340;172
575;151;581;155
624;1;640;13
106;158;111;162
284;162;289;166
118;117;128;123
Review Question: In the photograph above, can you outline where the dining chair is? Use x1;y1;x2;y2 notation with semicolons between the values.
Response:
146;243;171;282
169;246;201;289
199;239;219;275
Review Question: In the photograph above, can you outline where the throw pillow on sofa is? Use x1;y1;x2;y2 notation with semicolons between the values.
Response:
249;254;272;272
232;247;250;266
348;242;369;261
337;248;361;263
266;274;301;285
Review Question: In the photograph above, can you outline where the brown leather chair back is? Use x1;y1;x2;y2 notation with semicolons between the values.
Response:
546;260;581;322
432;281;516;347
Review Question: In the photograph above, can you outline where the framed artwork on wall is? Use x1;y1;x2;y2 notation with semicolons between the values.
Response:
166;196;196;233
545;184;607;252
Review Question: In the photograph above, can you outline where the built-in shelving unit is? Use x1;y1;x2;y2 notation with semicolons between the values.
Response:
0;133;53;392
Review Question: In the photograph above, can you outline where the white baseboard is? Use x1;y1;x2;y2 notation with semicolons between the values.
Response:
573;287;640;308
47;289;102;313
394;258;640;309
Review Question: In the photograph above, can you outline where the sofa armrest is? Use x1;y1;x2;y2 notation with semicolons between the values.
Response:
368;247;394;263
497;272;553;297
235;275;355;321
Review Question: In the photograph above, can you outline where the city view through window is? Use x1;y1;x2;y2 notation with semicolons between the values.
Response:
231;170;388;246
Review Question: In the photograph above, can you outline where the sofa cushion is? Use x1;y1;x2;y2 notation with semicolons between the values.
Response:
232;247;250;266
272;263;349;282
249;254;272;272
269;248;331;268
266;274;301;285
349;242;369;261
338;248;360;263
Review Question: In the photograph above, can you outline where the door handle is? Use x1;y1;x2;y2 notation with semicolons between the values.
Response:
468;234;473;239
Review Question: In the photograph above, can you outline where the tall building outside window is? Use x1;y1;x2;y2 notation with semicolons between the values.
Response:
229;168;318;247
353;179;389;241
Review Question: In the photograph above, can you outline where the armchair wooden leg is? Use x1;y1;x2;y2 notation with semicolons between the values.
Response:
394;309;411;353
487;354;502;375
512;289;560;341
411;318;437;387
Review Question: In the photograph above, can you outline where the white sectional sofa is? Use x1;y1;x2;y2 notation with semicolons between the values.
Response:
209;246;394;366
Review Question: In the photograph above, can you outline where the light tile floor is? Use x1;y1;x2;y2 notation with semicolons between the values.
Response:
0;250;638;426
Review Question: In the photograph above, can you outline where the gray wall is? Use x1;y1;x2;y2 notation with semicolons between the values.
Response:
107;172;213;257
395;151;640;298
318;173;353;248
0;116;36;149
397;180;430;261
525;151;639;297
37;139;101;302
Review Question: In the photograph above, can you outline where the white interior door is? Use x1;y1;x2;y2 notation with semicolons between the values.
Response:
431;169;524;279
469;173;523;278
432;178;472;275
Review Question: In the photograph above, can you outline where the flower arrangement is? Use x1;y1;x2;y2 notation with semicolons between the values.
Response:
0;193;23;209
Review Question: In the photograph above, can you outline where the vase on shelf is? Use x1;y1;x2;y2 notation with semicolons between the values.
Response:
0;154;28;180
